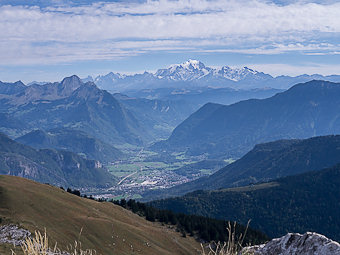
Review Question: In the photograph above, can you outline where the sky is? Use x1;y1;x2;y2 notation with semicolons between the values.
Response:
0;0;340;83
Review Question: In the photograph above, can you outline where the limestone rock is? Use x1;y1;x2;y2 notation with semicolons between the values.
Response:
0;224;31;246
243;232;340;255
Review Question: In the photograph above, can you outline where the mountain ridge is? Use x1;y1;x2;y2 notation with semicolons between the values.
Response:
143;135;340;200
151;163;340;242
0;75;151;146
90;60;340;92
152;80;340;158
0;132;117;188
16;128;123;163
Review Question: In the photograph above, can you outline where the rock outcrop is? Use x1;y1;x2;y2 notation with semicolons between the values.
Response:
243;232;340;255
0;224;31;246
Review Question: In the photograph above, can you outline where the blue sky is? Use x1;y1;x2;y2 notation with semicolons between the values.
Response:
1;0;340;83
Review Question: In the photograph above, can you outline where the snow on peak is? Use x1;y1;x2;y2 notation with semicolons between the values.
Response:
93;60;266;90
155;59;212;81
181;59;205;69
154;60;262;82
167;59;208;74
215;66;259;81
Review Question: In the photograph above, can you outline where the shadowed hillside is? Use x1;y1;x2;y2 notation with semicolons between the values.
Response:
151;164;340;242
153;80;340;158
0;132;117;188
16;128;123;163
143;135;340;200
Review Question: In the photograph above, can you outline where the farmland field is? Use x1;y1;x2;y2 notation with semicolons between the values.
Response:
94;147;231;199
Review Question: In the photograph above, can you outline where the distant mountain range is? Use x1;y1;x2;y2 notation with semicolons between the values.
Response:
87;60;340;93
152;80;340;158
144;135;340;200
0;132;117;188
151;163;340;242
124;87;282;111
0;75;151;146
154;59;270;82
113;93;200;139
0;74;284;150
0;81;26;95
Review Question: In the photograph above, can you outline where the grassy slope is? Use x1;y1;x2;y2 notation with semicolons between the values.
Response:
0;175;200;255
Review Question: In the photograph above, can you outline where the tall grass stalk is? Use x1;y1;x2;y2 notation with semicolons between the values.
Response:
20;229;57;255
12;229;96;255
66;240;96;255
201;220;252;255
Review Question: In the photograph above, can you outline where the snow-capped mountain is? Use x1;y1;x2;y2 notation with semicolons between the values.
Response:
155;59;212;81
90;60;340;93
155;59;268;82
94;72;125;86
214;66;271;81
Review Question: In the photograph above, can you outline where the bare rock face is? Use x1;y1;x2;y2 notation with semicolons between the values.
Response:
243;232;340;255
0;224;31;246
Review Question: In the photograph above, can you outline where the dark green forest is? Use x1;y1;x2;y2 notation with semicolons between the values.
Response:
143;134;340;201
112;198;268;245
151;164;340;241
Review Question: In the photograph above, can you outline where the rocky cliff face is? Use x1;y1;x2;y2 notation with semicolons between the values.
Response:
243;232;340;255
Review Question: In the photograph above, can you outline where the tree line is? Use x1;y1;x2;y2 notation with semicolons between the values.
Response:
112;198;268;245
63;187;267;244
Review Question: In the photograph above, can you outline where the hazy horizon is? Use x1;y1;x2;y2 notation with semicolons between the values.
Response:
1;0;340;82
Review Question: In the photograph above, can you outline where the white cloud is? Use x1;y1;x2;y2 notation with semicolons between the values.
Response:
199;42;340;55
246;63;340;76
0;0;340;64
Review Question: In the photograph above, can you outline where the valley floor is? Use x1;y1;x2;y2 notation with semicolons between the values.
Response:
88;146;231;200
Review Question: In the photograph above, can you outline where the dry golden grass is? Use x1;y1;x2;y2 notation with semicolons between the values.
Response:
10;229;96;255
20;230;96;255
201;221;253;255
66;240;96;255
20;230;52;255
0;175;201;255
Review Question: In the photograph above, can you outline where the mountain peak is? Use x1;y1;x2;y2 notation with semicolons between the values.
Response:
14;80;25;86
168;59;207;72
176;59;206;69
94;72;125;84
61;75;81;85
155;59;211;81
0;80;27;95
153;59;265;82
286;80;336;94
58;75;84;95
215;65;261;81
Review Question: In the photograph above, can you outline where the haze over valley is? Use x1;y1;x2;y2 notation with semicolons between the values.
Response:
2;0;340;254
3;61;340;200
